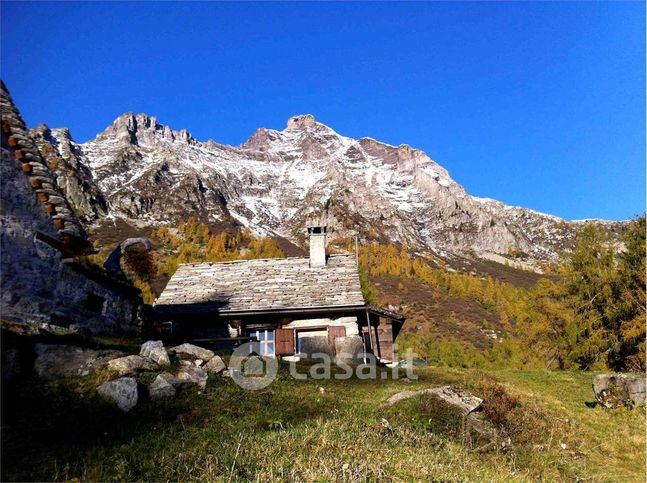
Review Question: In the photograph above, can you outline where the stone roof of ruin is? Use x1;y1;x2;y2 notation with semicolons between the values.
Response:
155;254;366;315
1;80;87;241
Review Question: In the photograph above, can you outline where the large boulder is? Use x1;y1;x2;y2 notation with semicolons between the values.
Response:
34;344;124;379
176;365;208;390
149;374;176;399
108;355;158;376
140;340;170;366
384;386;483;412
171;343;214;362
98;377;138;412
384;386;505;450
204;355;226;374
593;373;646;408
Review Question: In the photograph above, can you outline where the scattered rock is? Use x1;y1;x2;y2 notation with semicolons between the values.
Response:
176;365;208;389
180;360;193;367
171;343;214;361
140;340;170;366
34;344;123;379
98;377;138;412
194;359;203;366
221;369;235;378
397;358;429;369
108;355;158;376
593;373;646;408
149;374;176;399
158;371;184;388
204;355;226;374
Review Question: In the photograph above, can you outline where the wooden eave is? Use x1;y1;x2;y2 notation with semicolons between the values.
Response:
61;259;141;297
36;231;98;258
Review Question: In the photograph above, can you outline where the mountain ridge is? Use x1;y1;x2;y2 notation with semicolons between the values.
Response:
30;111;627;268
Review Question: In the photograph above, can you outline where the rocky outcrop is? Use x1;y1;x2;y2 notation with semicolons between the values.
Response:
287;114;317;131
29;124;108;223
98;377;138;412
593;373;646;408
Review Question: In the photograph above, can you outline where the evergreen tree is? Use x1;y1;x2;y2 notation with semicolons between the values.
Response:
608;216;646;371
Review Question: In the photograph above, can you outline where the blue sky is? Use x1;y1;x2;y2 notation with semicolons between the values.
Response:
1;1;644;221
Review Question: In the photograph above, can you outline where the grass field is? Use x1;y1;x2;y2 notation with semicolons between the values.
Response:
2;364;644;482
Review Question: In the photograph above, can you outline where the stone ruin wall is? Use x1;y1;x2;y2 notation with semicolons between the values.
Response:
1;80;140;335
1;147;139;334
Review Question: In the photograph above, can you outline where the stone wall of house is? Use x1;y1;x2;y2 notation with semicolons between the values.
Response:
284;316;362;358
1;146;63;325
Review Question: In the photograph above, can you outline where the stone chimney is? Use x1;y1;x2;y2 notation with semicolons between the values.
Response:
308;225;327;267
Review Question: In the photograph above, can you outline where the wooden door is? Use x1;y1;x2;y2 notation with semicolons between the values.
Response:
362;325;379;355
327;325;346;348
275;328;295;356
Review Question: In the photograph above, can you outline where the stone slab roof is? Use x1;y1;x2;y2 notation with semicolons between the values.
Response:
1;80;87;241
155;254;366;315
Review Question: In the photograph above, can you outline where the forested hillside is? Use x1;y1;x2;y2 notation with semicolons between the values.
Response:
359;217;645;372
89;216;645;374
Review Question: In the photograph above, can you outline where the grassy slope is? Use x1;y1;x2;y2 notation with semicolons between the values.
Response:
2;365;644;482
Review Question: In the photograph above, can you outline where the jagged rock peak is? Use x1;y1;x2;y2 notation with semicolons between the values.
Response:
286;114;316;131
97;112;194;145
112;112;158;130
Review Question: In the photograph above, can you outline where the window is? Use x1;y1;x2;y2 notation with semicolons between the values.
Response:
296;329;327;354
85;293;106;314
250;330;275;356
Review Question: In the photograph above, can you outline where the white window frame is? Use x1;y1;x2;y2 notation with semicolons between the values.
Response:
250;329;275;357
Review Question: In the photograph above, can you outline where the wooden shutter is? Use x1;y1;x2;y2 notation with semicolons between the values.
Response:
327;325;346;347
275;328;295;356
377;323;394;361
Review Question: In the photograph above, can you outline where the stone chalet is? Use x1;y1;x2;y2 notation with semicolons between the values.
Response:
155;227;405;362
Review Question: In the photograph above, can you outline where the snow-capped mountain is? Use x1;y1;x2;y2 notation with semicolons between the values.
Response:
31;113;623;264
